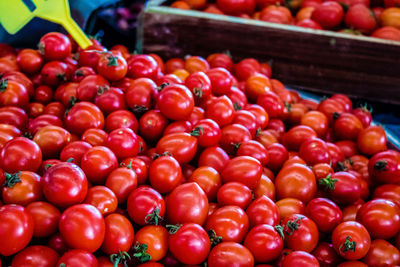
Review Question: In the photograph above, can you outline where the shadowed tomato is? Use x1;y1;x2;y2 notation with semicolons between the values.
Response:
84;186;118;216
362;239;400;267
11;245;59;267
0;79;29;108
57;250;98;267
333;113;363;141
26;201;60;238
319;171;361;205
2;171;42;206
0;106;28;131
207;67;233;96
311;242;341;267
281;125;317;151
306;198;343;233
60;140;92;165
101;213;134;255
156;132;198;164
208;242;254;267
33;125;71;159
217;182;252;209
220;124;252;155
189;166;221;201
282;251;320;267
281;214;319;252
221;156;262;190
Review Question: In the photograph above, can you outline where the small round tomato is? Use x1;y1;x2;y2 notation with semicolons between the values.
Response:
207;67;233;96
134;225;168;263
244;224;283;263
139;110;168;143
245;73;271;102
101;213;134;255
127;54;158;79
33;125;71;159
275;164;317;203
26;201;60;238
221;156;262;190
332;221;371;260
281;125;317;151
97;52;128;81
260;5;293;24
372;26;400;41
235;58;261;81
127;186;165;226
0;106;28;132
105;165;138;204
362;239;400;267
157;84;194;121
246;195;280;227
192;118;222;147
185;56;210;73
198;146;230;172
306;197;343;233
106;127;140;160
94;87;127;115
356;199;400;239
185;71;212;101
257;91;285;119
11;245;59;267
333;113;364;141
299;138;331;165
208;242;254;267
189;166;221;201
0;204;34;256
276;198;306;219
373;184;400;207
281;214;319;252
237;140;269;166
16;49;43;74
205;96;235;127
156;132;198;165
41;162;88;208
205;205;249;243
0;79;29;109
65;101;105;136
265;143;289;173
84;186;118;216
57;250;98;267
282;251;320;267
217;182;252;209
149;155;182;194
311;1;344;29
357;125;387;156
368;150;400;185
2;171;42;206
311;242;341;267
254;174;276;200
38;32;71;61
319;171;361;205
168;223;211;265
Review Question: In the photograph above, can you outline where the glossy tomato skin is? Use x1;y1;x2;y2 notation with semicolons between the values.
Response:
33;125;71;159
65;101;105;136
217;182;252;209
0;137;42;173
168;223;211;265
189;166;221;201
205;95;235;127
275;163;317;203
362;239;400;267
97;53;128;81
157;84;194;121
11;245;59;267
94;87;127;115
282;214;319;252
41;162;88;208
312;1;344;29
332;221;371;260
127;186;165;226
127;54;159;80
311;242;341;267
139;110;168;143
84;186;118;216
60;140;92;165
373;184;400;207
193;119;221;147
356;199;400;239
2;171;43;206
246;195;280;227
81;146;118;184
101;213;134;255
156;132;198;165
167;182;209;225
106;127;140;160
305;197;343;233
205;205;249;243
276;198;306;219
257;91;285;119
0;106;28;131
244;224;283;263
184;71;212;101
57;249;98;267
59;204;105;253
282;251;320;267
134;225;168;262
368;150;400;184
208;242;254;267
281;125;317;151
220;124;252;155
0;79;29;109
333;113;364;141
149;155;182;194
221;156;262;190
357;125;387;156
105;166;138;204
0;204;34;256
17;49;43;74
198;146;230;172
299;138;331;165
26;201;60;238
207;67;233;96
39;32;71;61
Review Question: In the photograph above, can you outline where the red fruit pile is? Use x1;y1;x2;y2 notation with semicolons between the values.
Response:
170;0;400;41
0;32;400;267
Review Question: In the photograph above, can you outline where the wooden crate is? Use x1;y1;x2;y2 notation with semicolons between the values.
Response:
137;6;400;105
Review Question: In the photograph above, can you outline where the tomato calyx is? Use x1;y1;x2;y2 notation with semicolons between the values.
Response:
144;207;163;225
190;127;204;137
284;101;292;112
157;82;170;92
97;85;110;96
193;86;204;98
374;160;388;171
233;102;242;111
3;172;21;188
120;159;134;169
166;224;182;234
56;73;67;82
133;242;151;263
358;103;373;114
59;263;66;267
285;217;302;235
68;96;78;107
255;127;263;137
133;105;149;114
0;78;8;91
38;42;45;55
275;224;286;240
107;55;119;67
232;142;242;151
110;250;131;267
336;158;353;172
319;174;338;190
153;151;172;160
339;235;357;253
23;131;34;139
208;229;222;247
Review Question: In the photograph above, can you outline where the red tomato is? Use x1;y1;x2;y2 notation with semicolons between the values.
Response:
244;224;283;262
311;242;341;267
59;204;105;253
101;213;134;255
94;87;126;115
60;140;92;165
221;156;262;190
281;214;319;252
105;166;138;203
305;197;343;233
106;127;140;160
362;239;400;267
246;195;280;228
41;162;88;208
81;128;108;146
33;125;71;159
372;26;400;41
206;53;234;72
84;186;118;216
356;199;400;239
275;163;317;203
368;149;400;184
2;171;42;206
237;140;268;166
127;55;158;80
120;157;148;184
11;245;59;267
167;182;209;225
38;32;71;61
65;101;105;136
57;250;98;267
205;95;235;127
134;225;168;262
217;182;252;209
299;138;331;165
188;166;221;201
198;146;230;172
0;123;21;148
26;201;60;238
192;118;221;147
81;146;118;184
185;71;212;101
0;79;29;109
276;198;306;219
73;66;96;83
282;251;320;267
281;125;317;151
208;242;254;267
206;67;233;96
320;171;361;205
185;56;210;74
357;125;387;156
312;1;344;29
0;106;28;131
219;124;251;155
77;75;112;102
332;221;371;260
127;186;165;226
168;223;211;265
97;52;128;81
205;205;249;243
149;155;182;194
139;110;168;142
254;174;276;200
156;132;198;164
0;204;34;256
333;113;364;141
373;184;400;207
157;84;194;121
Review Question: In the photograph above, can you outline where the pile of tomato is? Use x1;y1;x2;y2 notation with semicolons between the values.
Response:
0;31;400;267
170;0;400;42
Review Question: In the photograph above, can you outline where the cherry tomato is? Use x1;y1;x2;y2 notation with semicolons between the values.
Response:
198;146;230;172
217;182;252;209
2;171;42;206
311;242;341;267
127;54;159;80
101;213;134;255
282;251;320;267
319;171;361;205
357;125;387;156
368;149;400;184
26;201;60;238
157;84;194;121
84;186;118;216
281;214;319;252
97;52;128;81
134;225;168;262
38;32;71;61
208;242;254;267
156;132;198;165
306;197;343;233
205;95;235;127
281;125;317;151
65;101;105;136
11;245;59;267
362;239;400;267
57;250;98;267
81;146;118;184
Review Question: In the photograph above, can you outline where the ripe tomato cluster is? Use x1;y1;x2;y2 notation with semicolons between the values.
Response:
1;32;400;267
170;0;400;42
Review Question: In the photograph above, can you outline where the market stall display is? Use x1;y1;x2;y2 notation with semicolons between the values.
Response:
1;30;400;266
